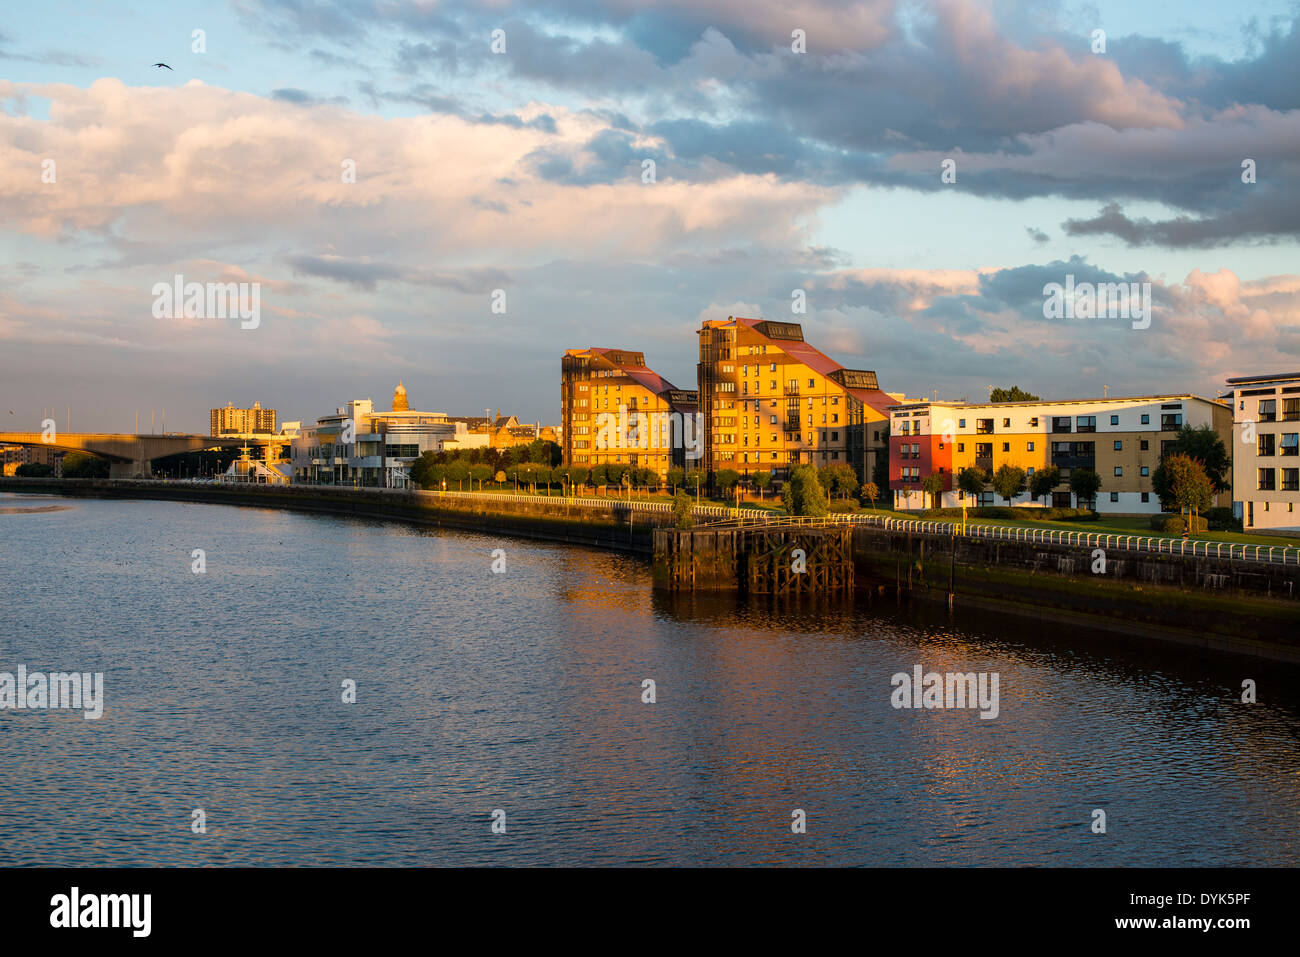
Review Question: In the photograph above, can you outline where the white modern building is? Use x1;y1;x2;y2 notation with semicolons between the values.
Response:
290;384;473;488
1226;372;1300;531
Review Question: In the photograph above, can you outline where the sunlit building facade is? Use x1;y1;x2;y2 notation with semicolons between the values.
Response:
1227;372;1300;531
696;317;895;484
889;394;1232;513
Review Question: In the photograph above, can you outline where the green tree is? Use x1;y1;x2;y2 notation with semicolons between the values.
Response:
605;464;626;488
468;463;493;489
1068;468;1102;509
15;463;54;477
526;439;561;466
1028;465;1061;505
672;490;695;529
715;468;741;496
989;386;1041;403
991;463;1027;506
753;471;772;501
921;472;945;509
564;466;589;491
589;464;608;488
638;467;658;490
1155;424;1230;493
408;451;440;489
1154;452;1213;518
445;461;469;490
956;466;987;501
60;451;110;478
820;463;859;500
782;463;829;516
666;467;685;492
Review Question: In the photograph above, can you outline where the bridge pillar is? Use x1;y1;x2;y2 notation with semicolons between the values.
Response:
109;458;152;479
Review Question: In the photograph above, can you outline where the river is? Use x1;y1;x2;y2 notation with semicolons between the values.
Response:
0;491;1297;865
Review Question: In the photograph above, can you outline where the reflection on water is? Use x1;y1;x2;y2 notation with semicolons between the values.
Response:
0;492;1297;866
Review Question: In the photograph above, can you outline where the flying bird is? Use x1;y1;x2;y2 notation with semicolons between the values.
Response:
152;62;172;70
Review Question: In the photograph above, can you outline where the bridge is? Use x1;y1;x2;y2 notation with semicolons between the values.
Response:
0;432;282;478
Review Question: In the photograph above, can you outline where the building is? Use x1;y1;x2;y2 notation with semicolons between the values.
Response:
290;384;471;487
888;394;1233;513
561;348;699;477
1;443;63;476
1226;372;1300;531
696;317;895;484
210;401;277;436
447;412;560;451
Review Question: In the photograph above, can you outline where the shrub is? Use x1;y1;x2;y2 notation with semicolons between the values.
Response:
672;490;694;529
827;500;859;513
1150;513;1209;533
1205;506;1241;532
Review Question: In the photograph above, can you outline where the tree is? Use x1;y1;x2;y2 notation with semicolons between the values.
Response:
589;464;608;488
1028;465;1061;506
782;463;829;516
1155;425;1229;493
60;451;110;479
526;439;561;466
1068;468;1102;509
666;467;684;492
443;461;469;490
989;386;1041;403
468;463;493;490
672;490;695;529
956;466;987;501
991;463;1027;506
861;481;880;509
563;466;589;491
820;463;859;500
753;471;772;500
605;464;626;488
638;467;658;490
715;468;741;497
15;463;54;477
921;472;945;509
409;451;440;489
1154;453;1213;518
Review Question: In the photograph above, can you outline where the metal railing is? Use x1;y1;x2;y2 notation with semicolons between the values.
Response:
417;488;1299;566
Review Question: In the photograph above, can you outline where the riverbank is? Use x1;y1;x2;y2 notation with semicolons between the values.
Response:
5;478;1298;661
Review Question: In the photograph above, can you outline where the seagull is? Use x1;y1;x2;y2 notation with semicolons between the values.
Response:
152;62;173;70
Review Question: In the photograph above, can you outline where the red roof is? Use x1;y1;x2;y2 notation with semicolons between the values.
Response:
733;318;894;416
588;347;678;396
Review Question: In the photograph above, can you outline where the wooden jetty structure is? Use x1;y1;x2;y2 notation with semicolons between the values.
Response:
653;519;854;595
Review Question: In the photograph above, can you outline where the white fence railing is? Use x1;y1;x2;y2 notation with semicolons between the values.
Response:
418;488;1299;566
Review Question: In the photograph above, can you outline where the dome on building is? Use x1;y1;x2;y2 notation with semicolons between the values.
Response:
392;381;409;412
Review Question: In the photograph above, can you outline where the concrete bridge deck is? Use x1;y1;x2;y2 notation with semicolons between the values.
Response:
0;432;280;478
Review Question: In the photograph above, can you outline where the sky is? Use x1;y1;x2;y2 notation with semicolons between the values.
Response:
2;0;1300;432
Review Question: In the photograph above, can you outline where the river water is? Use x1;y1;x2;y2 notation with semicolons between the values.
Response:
0;491;1297;866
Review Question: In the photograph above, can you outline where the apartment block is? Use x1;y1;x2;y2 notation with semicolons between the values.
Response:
889;394;1232;513
561;348;698;476
696;317;895;483
1226;372;1300;531
210;401;276;436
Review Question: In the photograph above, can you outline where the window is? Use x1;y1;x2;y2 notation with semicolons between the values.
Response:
1285;398;1300;421
1141;414;1150;425
1259;399;1277;422
1258;434;1275;456
1076;416;1097;433
1110;492;1119;502
1113;440;1123;451
1114;466;1123;476
1002;443;1010;452
957;443;965;452
1258;468;1276;491
1140;492;1149;503
1140;440;1149;451
1110;414;1119;425
1027;442;1035;451
808;378;814;387
1140;466;1149;477
1161;413;1182;430
1028;417;1039;427
1282;433;1299;456
958;419;966;428
1052;416;1072;433
769;415;778;425
1283;469;1300;492
831;432;839;442
977;419;994;434
1002;418;1010;428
